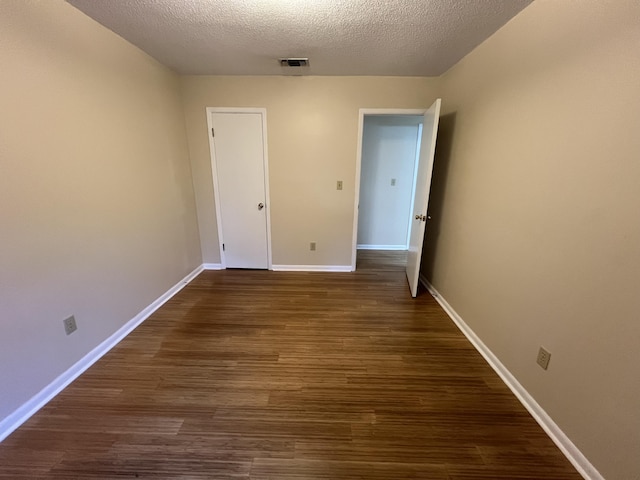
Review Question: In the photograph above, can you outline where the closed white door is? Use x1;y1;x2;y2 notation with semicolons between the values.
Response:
406;99;441;297
210;112;269;269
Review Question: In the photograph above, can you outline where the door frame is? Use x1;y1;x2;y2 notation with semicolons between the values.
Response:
206;107;273;269
351;108;428;271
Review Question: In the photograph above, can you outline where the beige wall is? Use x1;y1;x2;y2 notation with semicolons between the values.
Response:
0;0;201;421
180;76;440;266
424;1;640;478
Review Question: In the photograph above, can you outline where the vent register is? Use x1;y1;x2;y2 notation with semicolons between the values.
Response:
279;58;309;67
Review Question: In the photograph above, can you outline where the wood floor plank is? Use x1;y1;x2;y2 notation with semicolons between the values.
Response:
250;458;450;480
0;251;581;479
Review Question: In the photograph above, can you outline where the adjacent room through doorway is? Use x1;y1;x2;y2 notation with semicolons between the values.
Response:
352;102;442;298
356;115;424;254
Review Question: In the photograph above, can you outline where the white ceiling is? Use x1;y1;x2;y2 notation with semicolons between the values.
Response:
66;0;532;76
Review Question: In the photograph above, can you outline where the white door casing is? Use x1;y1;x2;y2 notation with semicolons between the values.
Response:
207;109;271;269
406;99;441;297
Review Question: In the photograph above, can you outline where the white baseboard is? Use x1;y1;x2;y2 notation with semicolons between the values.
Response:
271;265;353;272
423;280;604;480
0;264;204;443
357;244;407;251
202;263;224;270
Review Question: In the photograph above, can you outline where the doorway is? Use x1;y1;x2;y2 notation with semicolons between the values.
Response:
206;108;272;269
352;109;427;278
351;102;442;296
357;115;423;251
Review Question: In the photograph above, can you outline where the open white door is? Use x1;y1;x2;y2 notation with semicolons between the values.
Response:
406;99;441;297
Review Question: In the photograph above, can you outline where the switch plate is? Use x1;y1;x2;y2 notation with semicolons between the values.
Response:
336;180;343;191
63;315;77;335
310;242;316;251
391;178;396;186
537;346;551;370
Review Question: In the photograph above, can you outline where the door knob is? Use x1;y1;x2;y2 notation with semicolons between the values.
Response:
258;202;264;210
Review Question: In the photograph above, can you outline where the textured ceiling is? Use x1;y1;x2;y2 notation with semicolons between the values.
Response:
66;0;532;76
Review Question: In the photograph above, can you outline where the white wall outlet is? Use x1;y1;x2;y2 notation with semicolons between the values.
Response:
63;315;77;335
310;242;316;251
537;346;551;370
336;180;343;190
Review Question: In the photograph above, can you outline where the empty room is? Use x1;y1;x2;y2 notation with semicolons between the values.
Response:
1;1;638;479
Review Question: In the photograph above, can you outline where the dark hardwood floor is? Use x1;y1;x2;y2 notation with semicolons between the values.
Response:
0;251;581;479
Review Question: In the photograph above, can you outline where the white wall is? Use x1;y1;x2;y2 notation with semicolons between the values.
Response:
423;1;640;478
358;116;421;248
0;0;201;424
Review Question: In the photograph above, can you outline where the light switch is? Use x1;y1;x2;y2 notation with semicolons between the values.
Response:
337;180;343;190
391;178;397;186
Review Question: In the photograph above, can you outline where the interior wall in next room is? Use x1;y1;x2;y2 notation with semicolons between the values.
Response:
358;115;422;249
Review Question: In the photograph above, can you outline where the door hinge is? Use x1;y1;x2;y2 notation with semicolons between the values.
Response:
211;127;215;137
222;243;225;251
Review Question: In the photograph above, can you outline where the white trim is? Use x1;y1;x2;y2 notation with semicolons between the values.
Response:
202;263;224;270
357;244;407;251
206;109;227;268
357;108;429;116
351;108;429;272
205;107;273;270
260;111;273;270
424;281;604;480
0;265;204;443
271;265;352;272
351;112;364;272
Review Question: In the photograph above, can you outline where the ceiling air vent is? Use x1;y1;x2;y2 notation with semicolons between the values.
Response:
279;58;309;67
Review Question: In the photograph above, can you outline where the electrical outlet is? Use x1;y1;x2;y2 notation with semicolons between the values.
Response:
336;180;343;191
391;178;396;186
63;315;77;335
537;346;551;370
310;242;316;251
